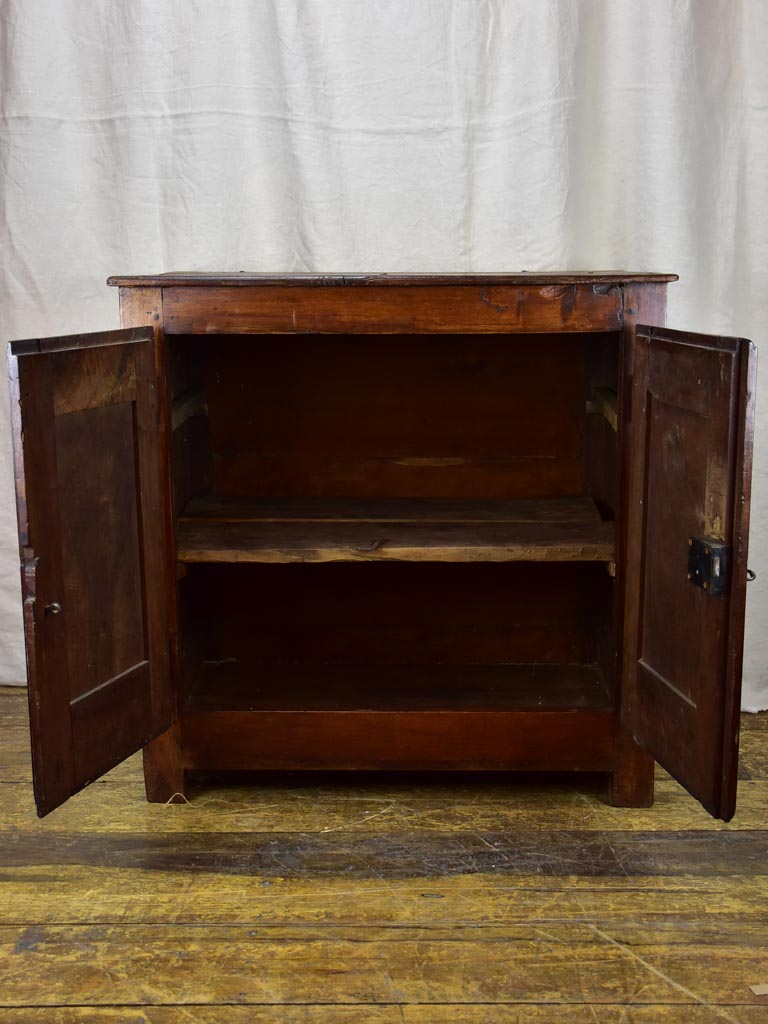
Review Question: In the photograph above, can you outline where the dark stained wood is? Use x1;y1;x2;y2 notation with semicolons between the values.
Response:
118;288;186;803
176;497;615;564
609;722;655;808
181;707;614;773
214;453;585;501
172;414;213;517
720;331;758;817
7;352;70;815
166;337;213;520
184;562;600;669
8;327;171;816
621;326;756;821
140;718;186;805
584;417;618;520
204;332;590;499
181;494;606;524
163;284;625;334
12;272;755;823
9;325;153;356
58;407;143;680
185;663;611;712
107;271;680;287
606;284;669;809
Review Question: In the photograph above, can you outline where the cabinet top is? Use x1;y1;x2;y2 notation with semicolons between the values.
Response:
107;271;678;288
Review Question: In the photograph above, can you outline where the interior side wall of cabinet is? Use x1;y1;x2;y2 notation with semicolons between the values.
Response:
583;333;621;700
167;336;212;516
584;334;620;519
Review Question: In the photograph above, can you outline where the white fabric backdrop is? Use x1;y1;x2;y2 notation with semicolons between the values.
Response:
1;0;766;707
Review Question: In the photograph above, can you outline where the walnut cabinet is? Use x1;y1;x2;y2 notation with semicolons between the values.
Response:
8;273;756;820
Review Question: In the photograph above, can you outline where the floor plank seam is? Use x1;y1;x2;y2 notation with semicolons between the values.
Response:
589;924;749;1024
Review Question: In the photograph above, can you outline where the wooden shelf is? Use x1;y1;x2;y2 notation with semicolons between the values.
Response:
184;662;611;713
177;496;615;565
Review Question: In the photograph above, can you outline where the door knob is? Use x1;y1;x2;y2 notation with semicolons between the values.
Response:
45;602;62;615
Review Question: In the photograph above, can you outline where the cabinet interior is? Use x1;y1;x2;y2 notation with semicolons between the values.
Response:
168;331;621;714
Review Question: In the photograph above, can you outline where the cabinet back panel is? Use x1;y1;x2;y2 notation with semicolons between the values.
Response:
182;562;600;670
201;334;592;499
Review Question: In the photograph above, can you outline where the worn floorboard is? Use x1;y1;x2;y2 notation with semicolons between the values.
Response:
0;685;767;1020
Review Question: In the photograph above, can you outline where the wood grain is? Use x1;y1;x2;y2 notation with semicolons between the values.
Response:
177;503;615;564
184;663;610;712
183;562;600;668
118;287;186;804
203;332;589;500
0;1009;765;1023
609;283;669;813
173;520;612;564
0;685;764;1016
181;707;614;773
9;328;170;816
12;274;753;840
162;284;625;334
108;270;679;287
621;327;756;820
6;771;768;832
2;922;765;1008
180;495;606;524
212;453;585;500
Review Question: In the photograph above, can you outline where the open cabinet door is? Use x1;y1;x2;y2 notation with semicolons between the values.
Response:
621;326;756;821
8;327;172;816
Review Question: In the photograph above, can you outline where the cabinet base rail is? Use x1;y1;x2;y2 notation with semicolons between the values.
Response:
179;708;614;773
141;706;654;808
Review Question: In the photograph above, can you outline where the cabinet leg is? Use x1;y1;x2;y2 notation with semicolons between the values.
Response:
143;720;187;803
609;726;655;807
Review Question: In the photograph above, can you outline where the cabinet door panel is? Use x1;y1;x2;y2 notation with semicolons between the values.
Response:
8;327;171;816
621;326;755;820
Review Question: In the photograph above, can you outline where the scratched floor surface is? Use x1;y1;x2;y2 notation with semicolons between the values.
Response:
0;684;767;1022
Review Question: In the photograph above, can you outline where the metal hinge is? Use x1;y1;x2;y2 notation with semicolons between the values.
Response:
687;536;730;596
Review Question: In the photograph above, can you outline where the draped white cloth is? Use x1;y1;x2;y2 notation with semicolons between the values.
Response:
1;0;766;707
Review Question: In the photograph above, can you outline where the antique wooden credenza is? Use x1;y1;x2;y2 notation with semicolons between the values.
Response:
8;273;755;819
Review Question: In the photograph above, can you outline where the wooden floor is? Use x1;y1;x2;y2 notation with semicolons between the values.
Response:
1;685;768;1022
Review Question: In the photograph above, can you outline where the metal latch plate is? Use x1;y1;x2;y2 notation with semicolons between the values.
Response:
687;536;730;596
